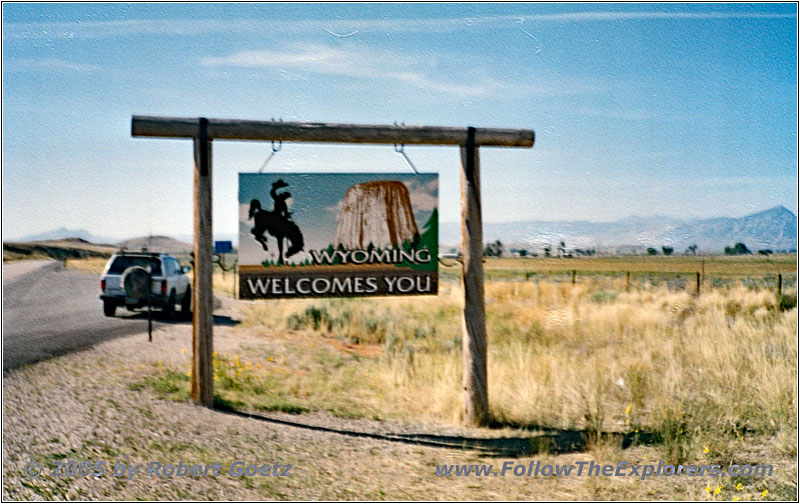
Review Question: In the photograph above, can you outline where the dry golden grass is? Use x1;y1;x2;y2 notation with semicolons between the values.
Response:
144;273;797;499
450;254;797;275
64;257;109;274
234;277;797;447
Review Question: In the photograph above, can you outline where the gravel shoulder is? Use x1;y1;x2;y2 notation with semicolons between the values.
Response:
3;298;794;500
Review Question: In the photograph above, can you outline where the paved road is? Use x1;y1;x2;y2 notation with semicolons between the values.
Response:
3;260;186;371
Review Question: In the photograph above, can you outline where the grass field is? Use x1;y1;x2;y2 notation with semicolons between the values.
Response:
130;253;798;499
42;254;797;498
471;255;797;275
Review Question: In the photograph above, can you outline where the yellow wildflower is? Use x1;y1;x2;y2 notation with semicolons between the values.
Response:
625;403;632;416
703;445;710;454
736;483;743;491
761;489;768;498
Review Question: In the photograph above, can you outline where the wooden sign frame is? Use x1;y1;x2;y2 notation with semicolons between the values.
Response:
131;115;534;426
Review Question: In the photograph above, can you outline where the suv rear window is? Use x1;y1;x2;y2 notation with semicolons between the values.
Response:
108;256;162;275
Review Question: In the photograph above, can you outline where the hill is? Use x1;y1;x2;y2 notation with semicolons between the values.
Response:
441;206;797;254
3;239;117;261
116;235;193;254
10;227;118;245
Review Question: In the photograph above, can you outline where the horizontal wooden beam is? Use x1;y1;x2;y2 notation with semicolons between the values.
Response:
131;116;534;147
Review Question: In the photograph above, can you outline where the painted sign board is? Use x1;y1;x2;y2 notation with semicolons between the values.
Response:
214;240;233;254
239;173;438;299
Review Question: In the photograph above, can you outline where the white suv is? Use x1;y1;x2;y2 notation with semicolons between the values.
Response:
99;252;191;318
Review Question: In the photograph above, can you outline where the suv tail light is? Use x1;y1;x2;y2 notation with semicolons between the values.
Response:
100;279;106;291
161;280;167;294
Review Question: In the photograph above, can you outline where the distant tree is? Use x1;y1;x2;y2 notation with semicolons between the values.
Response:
662;246;674;256
724;242;751;255
558;240;566;257
686;244;698;255
758;249;773;256
519;249;528;257
484;240;503;257
647;247;659;256
543;246;551;258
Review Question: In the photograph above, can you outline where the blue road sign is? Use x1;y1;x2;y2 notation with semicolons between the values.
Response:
215;241;233;254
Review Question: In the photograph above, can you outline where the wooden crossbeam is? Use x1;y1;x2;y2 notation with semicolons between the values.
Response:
132;116;534;147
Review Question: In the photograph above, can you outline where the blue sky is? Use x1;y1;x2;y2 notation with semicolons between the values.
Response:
2;3;797;241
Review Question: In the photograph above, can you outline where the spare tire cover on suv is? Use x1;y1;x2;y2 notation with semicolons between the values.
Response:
121;266;152;305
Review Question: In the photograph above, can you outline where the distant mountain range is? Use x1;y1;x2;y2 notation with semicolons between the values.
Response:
9;227;120;246
8;206;797;255
7;229;194;253
441;206;797;253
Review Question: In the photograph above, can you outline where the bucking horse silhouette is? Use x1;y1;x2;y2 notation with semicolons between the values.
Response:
249;180;304;265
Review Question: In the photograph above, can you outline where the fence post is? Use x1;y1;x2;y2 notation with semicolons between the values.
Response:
572;270;576;285
777;274;782;297
696;272;701;296
460;127;488;427
192;118;214;407
626;271;630;292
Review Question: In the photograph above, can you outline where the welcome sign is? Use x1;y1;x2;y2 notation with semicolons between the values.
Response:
239;173;438;299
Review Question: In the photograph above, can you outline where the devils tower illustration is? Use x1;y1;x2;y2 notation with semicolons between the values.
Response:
334;181;419;249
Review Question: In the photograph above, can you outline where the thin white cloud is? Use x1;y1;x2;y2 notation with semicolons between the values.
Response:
201;42;600;97
7;58;100;73
201;43;494;97
4;11;794;40
403;178;438;212
325;200;345;216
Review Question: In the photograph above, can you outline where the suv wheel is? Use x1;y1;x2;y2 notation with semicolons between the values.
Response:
103;300;117;317
163;291;175;319
181;287;192;318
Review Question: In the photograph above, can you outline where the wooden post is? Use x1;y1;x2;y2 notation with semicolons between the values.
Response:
572;270;576;285
192;118;214;407
701;258;707;291
777;274;782;297
695;272;701;296
460;127;488;427
625;271;630;292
